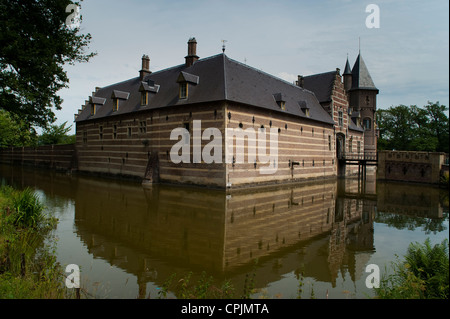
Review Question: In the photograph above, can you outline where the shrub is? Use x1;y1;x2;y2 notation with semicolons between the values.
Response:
375;238;449;299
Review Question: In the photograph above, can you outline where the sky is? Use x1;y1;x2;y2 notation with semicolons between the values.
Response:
58;0;449;134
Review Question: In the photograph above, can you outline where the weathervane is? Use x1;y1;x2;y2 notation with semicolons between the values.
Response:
221;40;227;53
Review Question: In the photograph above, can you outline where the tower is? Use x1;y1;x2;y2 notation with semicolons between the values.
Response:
345;53;379;154
343;58;352;91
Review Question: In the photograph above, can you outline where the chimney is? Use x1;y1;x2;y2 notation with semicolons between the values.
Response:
296;75;304;88
140;54;151;80
185;37;199;67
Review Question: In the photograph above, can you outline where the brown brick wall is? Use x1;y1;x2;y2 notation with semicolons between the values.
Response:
0;144;76;171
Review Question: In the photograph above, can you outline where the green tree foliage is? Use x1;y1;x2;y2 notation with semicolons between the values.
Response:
0;0;95;128
0;110;36;147
377;102;449;153
37;121;75;145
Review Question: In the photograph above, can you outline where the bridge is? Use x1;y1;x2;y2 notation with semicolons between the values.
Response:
338;151;378;182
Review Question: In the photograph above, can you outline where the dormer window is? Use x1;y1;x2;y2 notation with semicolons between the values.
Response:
179;82;188;99
176;71;199;100
113;98;119;112
111;90;130;112
273;93;286;110
298;101;310;117
139;79;159;106
141;92;148;106
89;96;106;116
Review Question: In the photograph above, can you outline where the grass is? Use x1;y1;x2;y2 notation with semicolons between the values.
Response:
0;186;72;299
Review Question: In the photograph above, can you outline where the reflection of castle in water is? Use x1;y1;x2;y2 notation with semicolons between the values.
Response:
71;174;377;294
1;163;446;298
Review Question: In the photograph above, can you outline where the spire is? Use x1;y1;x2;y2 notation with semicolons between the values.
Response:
351;53;378;91
343;57;352;75
343;56;352;91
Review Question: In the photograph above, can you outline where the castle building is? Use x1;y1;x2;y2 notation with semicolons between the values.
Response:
74;38;378;188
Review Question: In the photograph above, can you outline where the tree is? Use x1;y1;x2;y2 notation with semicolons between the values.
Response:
424;101;449;153
37;121;75;145
0;109;36;147
377;105;414;151
377;102;449;153
0;0;95;128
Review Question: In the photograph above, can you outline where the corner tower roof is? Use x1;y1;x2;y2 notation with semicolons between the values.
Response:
351;54;378;92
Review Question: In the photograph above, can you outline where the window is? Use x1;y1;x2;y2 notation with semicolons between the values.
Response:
349;137;353;153
113;125;117;139
83;131;87;144
141;92;148;106
357;141;361;154
328;135;331;151
90;104;96;116
277;101;286;110
127;126;132;138
363;118;372;131
139;121;147;134
113;99;119;112
99;126;103;140
338;111;344;127
179;82;188;99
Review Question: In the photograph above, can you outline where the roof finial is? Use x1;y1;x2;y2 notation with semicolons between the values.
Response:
221;39;227;53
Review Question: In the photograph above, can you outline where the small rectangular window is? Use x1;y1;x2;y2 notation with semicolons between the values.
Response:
83;131;87;144
179;82;188;99
90;104;96;116
141;92;148;106
338;111;344;127
127;127;132;138
99;126;103;140
113;125;117;139
139;121;147;133
113;99;119;112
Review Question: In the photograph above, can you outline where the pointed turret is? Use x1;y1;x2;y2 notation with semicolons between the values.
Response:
347;53;379;153
350;54;378;92
343;58;352;91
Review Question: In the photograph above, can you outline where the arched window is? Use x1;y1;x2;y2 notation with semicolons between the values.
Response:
363;117;372;131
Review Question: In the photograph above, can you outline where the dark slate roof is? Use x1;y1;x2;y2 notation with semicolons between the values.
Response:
351;54;378;91
75;54;334;126
343;58;352;75
349;118;363;132
302;71;336;103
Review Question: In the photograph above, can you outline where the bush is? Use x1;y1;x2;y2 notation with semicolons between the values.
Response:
375;238;449;299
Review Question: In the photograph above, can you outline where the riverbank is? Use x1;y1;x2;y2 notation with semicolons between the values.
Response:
0;186;73;298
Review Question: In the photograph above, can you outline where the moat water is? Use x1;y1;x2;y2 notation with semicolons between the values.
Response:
0;163;448;299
